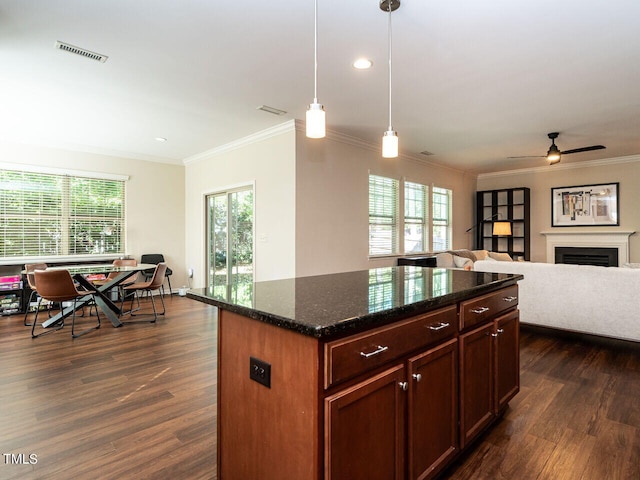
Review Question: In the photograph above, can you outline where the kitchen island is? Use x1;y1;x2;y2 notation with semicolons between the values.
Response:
188;266;523;480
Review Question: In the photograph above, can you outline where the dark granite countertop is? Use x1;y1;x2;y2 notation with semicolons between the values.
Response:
187;266;523;340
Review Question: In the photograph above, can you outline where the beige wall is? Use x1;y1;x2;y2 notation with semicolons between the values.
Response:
477;155;640;263
184;126;296;287
0;142;186;284
295;124;478;276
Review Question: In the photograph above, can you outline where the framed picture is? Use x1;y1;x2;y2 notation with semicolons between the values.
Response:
551;183;619;227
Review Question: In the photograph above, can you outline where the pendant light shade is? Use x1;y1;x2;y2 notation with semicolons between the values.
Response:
306;102;325;138
380;0;400;158
306;0;326;138
382;130;398;158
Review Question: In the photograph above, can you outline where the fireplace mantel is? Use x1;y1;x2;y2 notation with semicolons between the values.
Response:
541;231;635;264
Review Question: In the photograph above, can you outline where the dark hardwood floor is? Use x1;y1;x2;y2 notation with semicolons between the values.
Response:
1;299;639;479
0;296;217;480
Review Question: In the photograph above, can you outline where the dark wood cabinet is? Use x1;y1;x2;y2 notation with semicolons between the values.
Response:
216;284;520;479
459;322;495;448
475;187;530;261
459;309;520;448
408;338;459;480
494;309;520;412
325;365;406;480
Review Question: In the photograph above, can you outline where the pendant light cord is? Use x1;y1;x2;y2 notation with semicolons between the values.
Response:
387;1;393;130
313;0;318;104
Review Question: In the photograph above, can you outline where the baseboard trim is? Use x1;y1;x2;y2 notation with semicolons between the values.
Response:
520;323;640;350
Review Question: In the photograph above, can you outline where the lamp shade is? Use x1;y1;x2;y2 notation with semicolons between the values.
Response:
492;221;512;236
306;102;326;138
382;130;398;158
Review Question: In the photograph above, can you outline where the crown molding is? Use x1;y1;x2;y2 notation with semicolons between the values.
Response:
183;120;296;165
477;154;640;180
293;120;467;175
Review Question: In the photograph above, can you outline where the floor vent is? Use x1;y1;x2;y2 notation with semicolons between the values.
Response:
55;41;108;63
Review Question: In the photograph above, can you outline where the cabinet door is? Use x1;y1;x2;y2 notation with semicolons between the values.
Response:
459;322;494;448
408;338;458;480
494;309;520;413
325;364;406;480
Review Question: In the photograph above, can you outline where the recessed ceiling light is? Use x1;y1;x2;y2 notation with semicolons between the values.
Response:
353;58;373;70
155;137;167;142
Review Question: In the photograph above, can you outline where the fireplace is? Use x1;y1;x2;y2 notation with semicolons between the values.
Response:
555;246;618;267
542;231;634;265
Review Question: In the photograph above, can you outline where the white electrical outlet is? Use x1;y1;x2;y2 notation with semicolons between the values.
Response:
188;268;194;278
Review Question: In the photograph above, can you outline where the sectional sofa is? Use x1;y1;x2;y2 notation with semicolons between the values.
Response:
473;259;640;343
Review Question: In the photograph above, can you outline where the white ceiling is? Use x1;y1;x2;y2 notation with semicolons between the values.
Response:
1;0;639;174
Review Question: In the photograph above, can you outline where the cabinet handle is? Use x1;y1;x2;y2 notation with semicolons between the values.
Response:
470;306;489;314
497;328;504;335
491;329;505;338
412;373;422;382
399;381;408;391
428;322;450;331
360;345;389;358
503;296;517;302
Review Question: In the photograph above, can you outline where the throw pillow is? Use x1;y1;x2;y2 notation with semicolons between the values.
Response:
446;249;477;262
488;252;513;262
453;255;474;269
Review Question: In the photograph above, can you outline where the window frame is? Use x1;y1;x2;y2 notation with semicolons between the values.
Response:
0;164;128;264
368;173;452;258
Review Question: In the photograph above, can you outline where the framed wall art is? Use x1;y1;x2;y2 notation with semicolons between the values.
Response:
551;183;619;227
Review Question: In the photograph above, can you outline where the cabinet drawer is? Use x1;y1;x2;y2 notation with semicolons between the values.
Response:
459;285;518;330
324;306;457;389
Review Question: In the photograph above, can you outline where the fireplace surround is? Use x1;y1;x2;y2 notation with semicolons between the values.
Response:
541;231;635;265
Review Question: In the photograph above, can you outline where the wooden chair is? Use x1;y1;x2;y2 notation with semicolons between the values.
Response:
32;269;101;338
122;263;167;323
23;263;48;326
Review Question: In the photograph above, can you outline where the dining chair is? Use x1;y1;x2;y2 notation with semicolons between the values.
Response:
122;262;168;323
91;258;138;305
23;262;48;326
32;269;101;338
140;254;173;295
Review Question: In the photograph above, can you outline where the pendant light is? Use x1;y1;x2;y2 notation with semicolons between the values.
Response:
306;0;325;138
381;0;400;158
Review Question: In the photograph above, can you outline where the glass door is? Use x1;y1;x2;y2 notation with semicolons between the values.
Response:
206;187;254;297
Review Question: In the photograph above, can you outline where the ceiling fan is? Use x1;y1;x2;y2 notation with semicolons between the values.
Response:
509;132;606;165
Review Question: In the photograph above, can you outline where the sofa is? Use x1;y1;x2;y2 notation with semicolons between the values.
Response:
473;259;640;343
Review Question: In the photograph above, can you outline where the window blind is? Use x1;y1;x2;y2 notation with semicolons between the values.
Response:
404;181;428;253
432;186;452;251
0;169;125;258
369;175;399;255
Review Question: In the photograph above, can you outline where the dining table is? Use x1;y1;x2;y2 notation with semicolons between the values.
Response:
39;263;156;329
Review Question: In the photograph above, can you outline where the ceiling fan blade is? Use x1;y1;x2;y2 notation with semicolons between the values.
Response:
507;155;545;159
561;145;606;155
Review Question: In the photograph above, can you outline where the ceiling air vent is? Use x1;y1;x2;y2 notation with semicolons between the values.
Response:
257;105;287;116
55;41;108;63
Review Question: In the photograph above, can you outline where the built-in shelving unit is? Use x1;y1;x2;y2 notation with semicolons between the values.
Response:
475;187;530;261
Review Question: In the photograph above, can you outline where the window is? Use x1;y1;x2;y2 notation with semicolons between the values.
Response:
404;181;428;253
369;175;399;255
432;186;453;251
368;174;452;256
0;168;125;259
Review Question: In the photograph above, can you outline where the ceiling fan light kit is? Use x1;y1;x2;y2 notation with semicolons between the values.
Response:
511;131;606;166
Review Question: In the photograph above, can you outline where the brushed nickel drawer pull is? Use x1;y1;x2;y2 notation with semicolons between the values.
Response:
412;373;422;382
360;345;389;358
503;296;517;302
399;381;408;391
428;322;450;331
491;329;505;338
470;306;489;314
